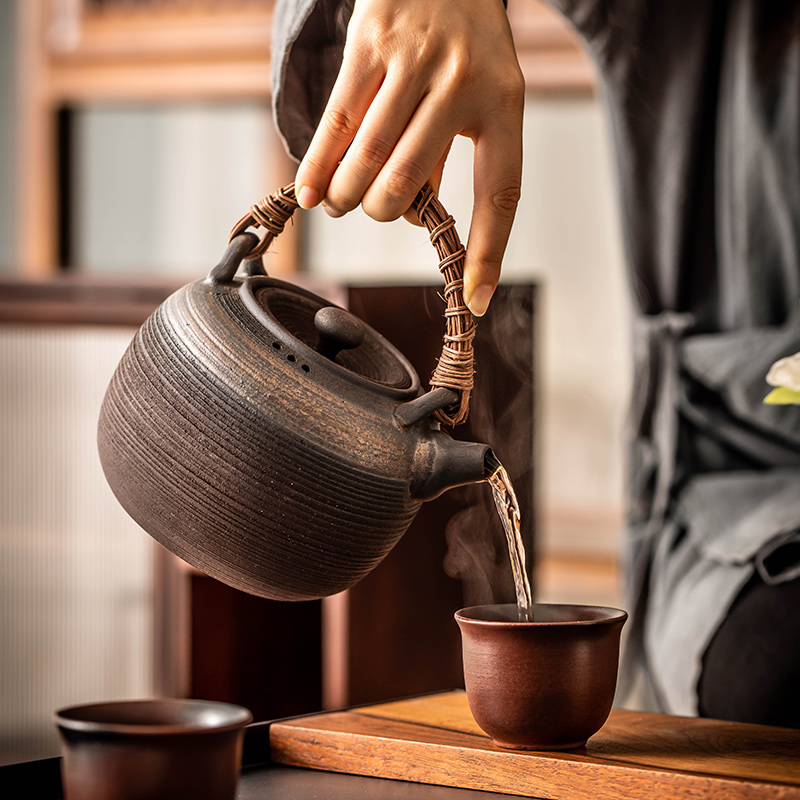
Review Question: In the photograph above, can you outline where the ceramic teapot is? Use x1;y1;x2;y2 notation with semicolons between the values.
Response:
98;184;494;601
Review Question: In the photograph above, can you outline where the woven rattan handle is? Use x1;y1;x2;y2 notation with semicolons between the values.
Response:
229;183;474;426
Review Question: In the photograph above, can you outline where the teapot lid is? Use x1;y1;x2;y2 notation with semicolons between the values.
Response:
239;274;420;397
226;183;475;425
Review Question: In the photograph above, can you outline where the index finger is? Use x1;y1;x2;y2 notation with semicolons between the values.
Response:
294;54;384;209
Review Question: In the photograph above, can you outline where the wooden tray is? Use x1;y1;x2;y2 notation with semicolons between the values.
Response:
269;690;800;799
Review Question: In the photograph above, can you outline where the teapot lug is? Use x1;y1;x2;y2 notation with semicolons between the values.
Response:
394;387;459;428
207;233;262;284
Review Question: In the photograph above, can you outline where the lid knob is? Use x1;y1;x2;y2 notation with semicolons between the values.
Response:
314;307;365;360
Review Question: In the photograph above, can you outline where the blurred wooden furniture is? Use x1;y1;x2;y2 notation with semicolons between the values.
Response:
14;0;593;277
15;0;288;276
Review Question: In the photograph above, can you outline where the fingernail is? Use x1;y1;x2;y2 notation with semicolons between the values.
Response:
296;184;320;209
467;284;494;317
322;201;345;219
322;202;344;219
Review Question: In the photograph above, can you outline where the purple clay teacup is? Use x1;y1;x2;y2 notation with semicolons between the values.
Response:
55;698;252;800
456;603;627;751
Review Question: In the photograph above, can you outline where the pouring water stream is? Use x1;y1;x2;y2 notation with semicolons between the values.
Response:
485;453;533;621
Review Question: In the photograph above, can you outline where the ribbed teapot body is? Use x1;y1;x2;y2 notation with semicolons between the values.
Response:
98;278;425;601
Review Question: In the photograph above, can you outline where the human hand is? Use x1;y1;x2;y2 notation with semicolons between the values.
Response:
293;0;524;316
765;350;800;404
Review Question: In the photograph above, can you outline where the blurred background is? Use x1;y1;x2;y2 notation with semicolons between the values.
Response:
0;0;631;765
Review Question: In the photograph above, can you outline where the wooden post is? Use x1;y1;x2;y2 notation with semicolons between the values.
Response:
16;0;60;275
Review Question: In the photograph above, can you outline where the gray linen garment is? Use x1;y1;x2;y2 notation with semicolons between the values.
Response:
271;0;800;716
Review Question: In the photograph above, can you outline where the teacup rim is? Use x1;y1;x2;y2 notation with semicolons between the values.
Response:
455;603;628;626
54;698;253;737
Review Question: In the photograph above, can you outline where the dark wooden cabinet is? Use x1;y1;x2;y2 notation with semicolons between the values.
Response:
190;577;323;722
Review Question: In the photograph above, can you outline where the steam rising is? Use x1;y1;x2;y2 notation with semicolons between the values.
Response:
442;288;535;607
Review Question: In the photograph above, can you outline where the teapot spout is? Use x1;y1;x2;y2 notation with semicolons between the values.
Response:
412;434;495;501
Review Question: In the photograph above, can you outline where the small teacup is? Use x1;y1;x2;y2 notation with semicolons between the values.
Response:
55;698;252;800
456;603;627;750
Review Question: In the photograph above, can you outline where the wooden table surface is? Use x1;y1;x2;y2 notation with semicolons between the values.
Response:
269;690;800;800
